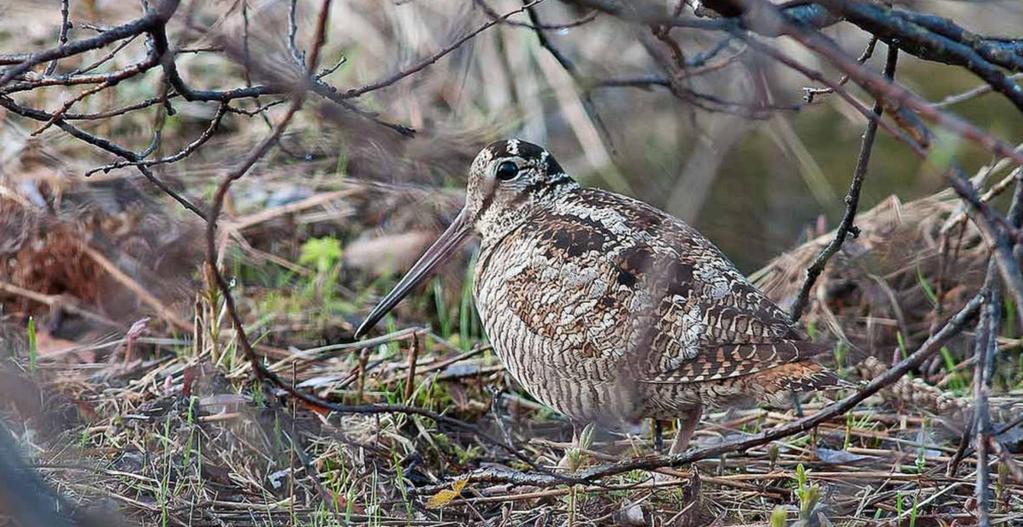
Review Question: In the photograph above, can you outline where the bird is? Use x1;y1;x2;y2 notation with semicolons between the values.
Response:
356;139;840;455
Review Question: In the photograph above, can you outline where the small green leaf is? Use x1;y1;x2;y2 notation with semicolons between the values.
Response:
299;236;342;274
578;423;596;450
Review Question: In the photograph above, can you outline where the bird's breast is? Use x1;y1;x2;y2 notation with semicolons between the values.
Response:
470;216;650;425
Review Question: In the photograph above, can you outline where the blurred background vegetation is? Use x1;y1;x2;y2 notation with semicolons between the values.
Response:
4;1;1022;279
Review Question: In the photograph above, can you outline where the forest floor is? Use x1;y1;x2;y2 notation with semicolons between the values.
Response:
2;160;1023;526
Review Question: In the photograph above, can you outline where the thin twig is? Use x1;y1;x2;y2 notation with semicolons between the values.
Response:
85;103;229;176
71;35;140;75
0;94;207;220
802;35;877;103
288;0;305;65
44;0;73;76
790;45;898;321
32;80;114;136
64;93;174;120
0;0;180;87
341;0;545;99
476;0;597;30
935;73;1023;108
972;282;1000;526
526;1;615;151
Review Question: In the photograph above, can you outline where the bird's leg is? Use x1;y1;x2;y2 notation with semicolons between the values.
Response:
653;419;665;453
789;390;804;417
669;405;703;455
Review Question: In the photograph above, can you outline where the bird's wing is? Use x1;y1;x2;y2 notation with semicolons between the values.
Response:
510;188;827;383
641;341;832;384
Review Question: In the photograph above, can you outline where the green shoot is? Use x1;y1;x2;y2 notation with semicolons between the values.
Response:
432;278;451;338
563;423;596;472
183;396;197;466
793;464;821;519
391;450;413;519
939;346;965;392
160;413;173;527
459;257;476;352
916;266;938;307
844;411;854;450
833;341;846;371
1005;297;1017;339
770;506;788;527
251;384;265;408
26;316;37;373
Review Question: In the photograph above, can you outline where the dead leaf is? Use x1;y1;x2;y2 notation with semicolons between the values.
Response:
425;477;468;509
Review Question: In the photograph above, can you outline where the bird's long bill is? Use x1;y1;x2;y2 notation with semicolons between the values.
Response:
355;207;472;337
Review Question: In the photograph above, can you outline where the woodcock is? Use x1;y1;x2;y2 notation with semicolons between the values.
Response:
356;140;839;454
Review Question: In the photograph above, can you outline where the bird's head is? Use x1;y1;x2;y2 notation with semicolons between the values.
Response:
355;139;576;337
464;139;576;240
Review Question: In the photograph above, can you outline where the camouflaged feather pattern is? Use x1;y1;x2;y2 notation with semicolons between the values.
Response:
473;183;834;427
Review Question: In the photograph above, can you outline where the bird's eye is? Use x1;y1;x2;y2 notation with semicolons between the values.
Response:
495;161;519;181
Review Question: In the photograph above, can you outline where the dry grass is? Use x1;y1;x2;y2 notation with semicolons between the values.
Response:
4;180;1021;526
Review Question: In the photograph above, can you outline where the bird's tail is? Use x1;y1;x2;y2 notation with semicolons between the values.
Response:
751;360;856;408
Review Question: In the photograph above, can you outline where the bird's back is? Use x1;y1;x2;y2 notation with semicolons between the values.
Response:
473;186;835;427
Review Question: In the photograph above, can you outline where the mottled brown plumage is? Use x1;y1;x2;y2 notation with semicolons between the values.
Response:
358;139;839;453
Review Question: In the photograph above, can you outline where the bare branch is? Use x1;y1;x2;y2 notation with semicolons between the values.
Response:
756;2;1023;167
43;0;73;76
341;0;545;99
84;103;229;176
971;282;1000;526
0;0;180;87
0;94;207;220
821;0;1023;114
790;45;898;321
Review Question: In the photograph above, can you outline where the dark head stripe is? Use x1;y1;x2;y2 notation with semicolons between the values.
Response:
485;139;548;160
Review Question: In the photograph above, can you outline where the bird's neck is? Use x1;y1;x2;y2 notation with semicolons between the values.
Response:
475;183;580;245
